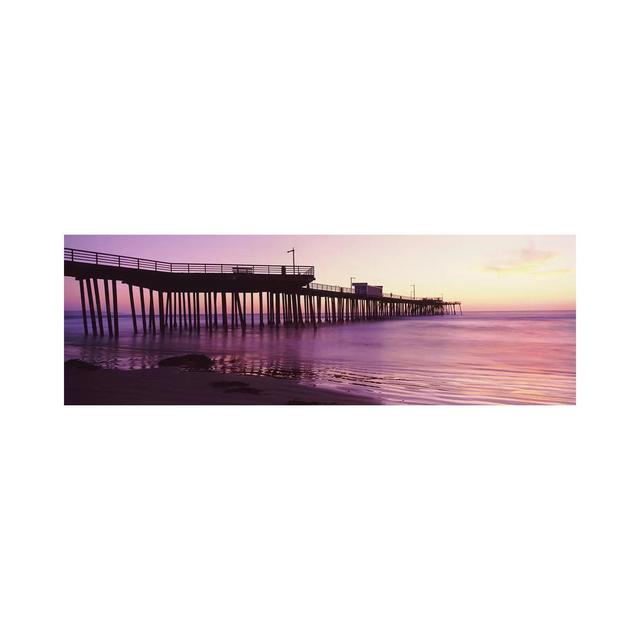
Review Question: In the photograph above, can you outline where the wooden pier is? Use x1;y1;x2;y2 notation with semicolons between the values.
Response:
65;248;462;336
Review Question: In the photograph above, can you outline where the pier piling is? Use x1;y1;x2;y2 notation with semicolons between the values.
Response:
93;278;104;336
78;278;88;335
103;279;113;337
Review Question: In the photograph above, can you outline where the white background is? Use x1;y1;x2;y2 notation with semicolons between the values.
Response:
1;1;639;638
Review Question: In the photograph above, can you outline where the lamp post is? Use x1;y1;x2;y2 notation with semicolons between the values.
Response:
287;248;296;274
350;276;355;289
411;284;416;299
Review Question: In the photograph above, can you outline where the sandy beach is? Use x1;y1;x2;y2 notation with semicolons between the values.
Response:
64;362;378;405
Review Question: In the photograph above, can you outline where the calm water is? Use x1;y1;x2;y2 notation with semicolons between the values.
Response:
64;311;576;405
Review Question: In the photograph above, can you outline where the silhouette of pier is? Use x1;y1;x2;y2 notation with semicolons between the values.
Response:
65;248;462;336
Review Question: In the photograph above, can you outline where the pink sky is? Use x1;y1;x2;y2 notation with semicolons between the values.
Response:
64;235;575;311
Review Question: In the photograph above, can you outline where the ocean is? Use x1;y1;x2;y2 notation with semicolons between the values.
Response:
64;310;576;405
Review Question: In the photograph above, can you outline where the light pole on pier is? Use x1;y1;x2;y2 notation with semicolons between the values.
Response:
287;248;296;273
411;284;416;299
350;276;355;289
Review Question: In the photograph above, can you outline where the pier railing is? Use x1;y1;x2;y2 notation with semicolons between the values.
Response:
308;283;442;301
64;248;314;276
308;283;351;293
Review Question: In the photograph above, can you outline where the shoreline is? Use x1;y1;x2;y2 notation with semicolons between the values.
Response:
64;364;379;405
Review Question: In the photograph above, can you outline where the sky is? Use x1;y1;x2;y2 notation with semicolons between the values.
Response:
64;235;575;311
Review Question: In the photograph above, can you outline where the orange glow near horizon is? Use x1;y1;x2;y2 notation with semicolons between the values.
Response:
63;235;575;312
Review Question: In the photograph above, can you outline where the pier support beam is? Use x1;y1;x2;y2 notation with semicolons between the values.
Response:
309;295;316;327
148;289;156;334
158;290;165;333
78;278;88;335
92;278;104;336
103;279;113;337
243;293;247;327
235;292;246;330
221;293;228;329
139;287;147;334
128;284;137;334
112;280;119;337
172;292;177;328
86;280;97;335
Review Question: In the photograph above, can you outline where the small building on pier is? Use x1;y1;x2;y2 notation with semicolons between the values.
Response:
353;283;383;297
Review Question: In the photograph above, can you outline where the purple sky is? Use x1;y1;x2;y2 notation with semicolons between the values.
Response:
64;235;575;310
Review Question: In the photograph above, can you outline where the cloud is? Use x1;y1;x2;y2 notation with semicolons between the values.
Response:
484;248;571;275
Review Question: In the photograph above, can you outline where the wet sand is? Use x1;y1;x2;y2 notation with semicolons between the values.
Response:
64;367;378;405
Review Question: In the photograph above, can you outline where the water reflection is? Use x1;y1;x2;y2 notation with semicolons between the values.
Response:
64;311;576;404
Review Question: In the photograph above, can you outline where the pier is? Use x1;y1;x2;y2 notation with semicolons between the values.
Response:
65;248;462;336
